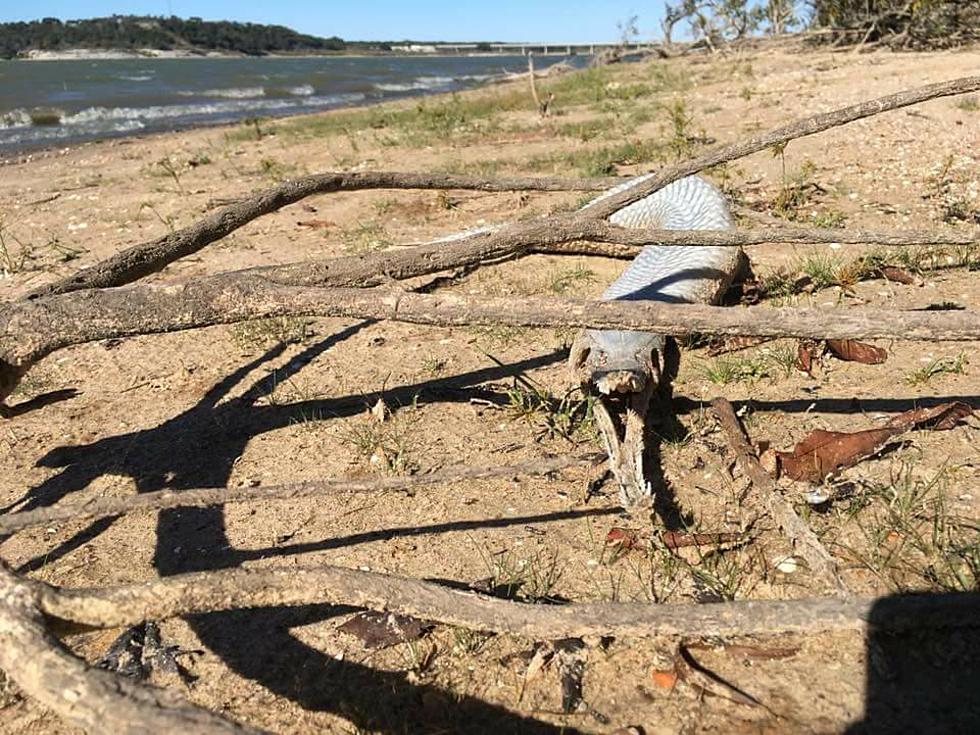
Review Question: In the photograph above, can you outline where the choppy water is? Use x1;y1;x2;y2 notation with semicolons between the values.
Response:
0;54;585;152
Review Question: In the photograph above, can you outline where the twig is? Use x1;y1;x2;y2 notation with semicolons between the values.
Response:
27;171;619;299
0;454;599;535
24;562;980;638
710;397;850;597
0;566;259;734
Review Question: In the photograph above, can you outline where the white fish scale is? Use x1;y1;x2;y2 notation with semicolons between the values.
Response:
598;175;735;302
581;174;736;365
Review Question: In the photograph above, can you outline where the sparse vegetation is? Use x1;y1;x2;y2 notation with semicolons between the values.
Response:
905;352;968;386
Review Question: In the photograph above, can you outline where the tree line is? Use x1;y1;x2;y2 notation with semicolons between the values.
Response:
0;16;347;59
659;0;980;49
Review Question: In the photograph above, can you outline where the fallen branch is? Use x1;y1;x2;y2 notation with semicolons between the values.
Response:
582;74;980;219
26;561;980;638
710;397;850;597
27;171;619;299
5;281;980;381
0;454;598;536
0;566;258;734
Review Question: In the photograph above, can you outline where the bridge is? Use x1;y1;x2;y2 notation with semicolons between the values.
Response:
389;42;650;55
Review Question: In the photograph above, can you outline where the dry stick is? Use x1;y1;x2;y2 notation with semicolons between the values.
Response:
0;567;260;734
27;562;980;639
710;397;850;597
27;171;618;299
0;454;599;536
4;283;980;378
582;74;980;220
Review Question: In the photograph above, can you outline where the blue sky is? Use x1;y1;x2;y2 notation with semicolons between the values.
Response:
0;2;664;43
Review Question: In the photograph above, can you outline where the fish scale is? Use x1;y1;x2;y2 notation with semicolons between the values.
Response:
582;174;737;363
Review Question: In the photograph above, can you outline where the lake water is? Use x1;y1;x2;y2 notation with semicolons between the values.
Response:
0;54;585;152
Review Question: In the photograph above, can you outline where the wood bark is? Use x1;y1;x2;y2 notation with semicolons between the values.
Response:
0;454;598;536
0;565;260;734
28;562;980;639
3;281;979;403
711;397;850;597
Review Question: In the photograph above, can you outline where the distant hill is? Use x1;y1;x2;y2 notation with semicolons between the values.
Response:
0;16;349;59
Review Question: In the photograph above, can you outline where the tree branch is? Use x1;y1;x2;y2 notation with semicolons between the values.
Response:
710;397;850;597
27;562;980;639
0;454;599;536
27;171;619;299
0;565;259;734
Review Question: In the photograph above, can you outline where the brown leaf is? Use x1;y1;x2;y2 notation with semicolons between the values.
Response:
826;339;887;365
776;402;974;482
885;401;974;431
795;341;815;375
880;265;920;285
605;527;640;550
338;611;432;649
651;670;678;688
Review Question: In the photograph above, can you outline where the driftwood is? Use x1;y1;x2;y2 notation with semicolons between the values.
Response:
3;282;979;402
12;562;980;640
0;453;599;536
711;398;850;597
582;75;980;219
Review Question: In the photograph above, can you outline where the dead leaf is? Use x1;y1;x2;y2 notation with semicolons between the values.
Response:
880;265;920;285
370;398;390;423
605;527;640;551
826;339;887;365
524;644;554;682
795;341;815;375
651;669;678;688
776;402;974;482
337;611;432;649
884;401;974;431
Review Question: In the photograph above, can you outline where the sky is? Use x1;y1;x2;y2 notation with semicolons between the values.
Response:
0;2;665;43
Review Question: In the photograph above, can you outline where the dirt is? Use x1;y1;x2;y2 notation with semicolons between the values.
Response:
1;42;979;734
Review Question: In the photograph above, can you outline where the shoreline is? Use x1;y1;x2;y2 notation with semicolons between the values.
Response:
0;56;579;159
10;48;588;62
0;64;545;163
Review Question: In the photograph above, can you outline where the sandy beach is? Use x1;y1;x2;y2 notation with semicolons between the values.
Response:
1;43;979;733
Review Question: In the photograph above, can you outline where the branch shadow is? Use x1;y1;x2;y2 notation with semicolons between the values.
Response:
8;322;576;732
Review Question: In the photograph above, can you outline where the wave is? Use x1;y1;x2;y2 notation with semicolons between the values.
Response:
176;84;316;99
0;92;365;148
373;73;498;93
177;86;266;99
120;74;154;82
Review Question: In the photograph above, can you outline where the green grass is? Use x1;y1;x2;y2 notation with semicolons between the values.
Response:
836;463;979;592
701;343;796;385
280;90;524;147
504;378;596;443
905;352;968;386
546;264;596;294
340;221;393;252
954;95;979;112
230;317;312;351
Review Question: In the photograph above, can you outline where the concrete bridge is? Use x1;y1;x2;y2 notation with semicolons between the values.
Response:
393;42;649;55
